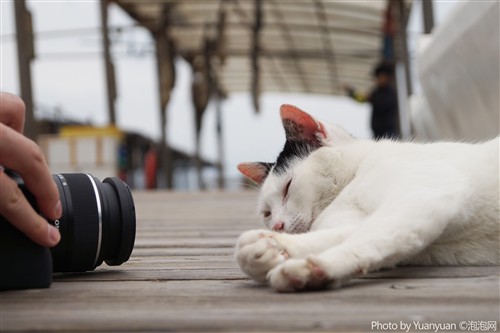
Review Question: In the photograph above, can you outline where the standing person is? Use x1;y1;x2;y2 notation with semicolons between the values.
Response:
344;62;401;140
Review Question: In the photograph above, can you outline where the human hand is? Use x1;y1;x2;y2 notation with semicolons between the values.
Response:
0;92;61;247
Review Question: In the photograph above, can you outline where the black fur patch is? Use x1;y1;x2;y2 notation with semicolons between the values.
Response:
273;139;318;175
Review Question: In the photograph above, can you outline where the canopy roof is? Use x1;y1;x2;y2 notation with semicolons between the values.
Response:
113;0;411;108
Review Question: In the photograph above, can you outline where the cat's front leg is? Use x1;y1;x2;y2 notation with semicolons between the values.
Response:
235;229;291;283
268;199;462;292
236;227;356;284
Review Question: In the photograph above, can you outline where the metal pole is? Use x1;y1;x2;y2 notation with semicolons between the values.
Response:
99;0;117;125
14;0;37;140
422;0;435;34
397;0;413;96
389;0;413;138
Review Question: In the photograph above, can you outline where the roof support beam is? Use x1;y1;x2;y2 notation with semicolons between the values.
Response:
212;48;379;60
165;20;382;37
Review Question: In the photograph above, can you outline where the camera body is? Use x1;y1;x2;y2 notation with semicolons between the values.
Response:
0;214;53;290
0;172;136;291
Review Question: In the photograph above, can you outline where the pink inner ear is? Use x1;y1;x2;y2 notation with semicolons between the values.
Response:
237;163;268;184
279;104;326;142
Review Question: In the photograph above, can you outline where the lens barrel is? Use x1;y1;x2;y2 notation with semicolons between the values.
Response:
51;174;136;272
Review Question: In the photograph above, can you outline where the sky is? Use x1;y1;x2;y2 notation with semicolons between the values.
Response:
0;0;460;185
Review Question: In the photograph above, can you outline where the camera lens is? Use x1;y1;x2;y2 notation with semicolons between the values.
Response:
50;174;136;272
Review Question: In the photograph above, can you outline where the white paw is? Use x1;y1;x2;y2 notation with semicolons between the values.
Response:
267;256;329;292
235;230;289;283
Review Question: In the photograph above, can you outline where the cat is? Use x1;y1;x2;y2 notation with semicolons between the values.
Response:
235;104;499;292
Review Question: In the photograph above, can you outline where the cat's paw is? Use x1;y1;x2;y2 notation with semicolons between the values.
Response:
267;256;330;292
235;230;289;283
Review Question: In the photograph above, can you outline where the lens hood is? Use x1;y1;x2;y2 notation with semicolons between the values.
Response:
103;177;136;266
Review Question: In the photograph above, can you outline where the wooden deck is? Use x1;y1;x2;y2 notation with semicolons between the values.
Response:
1;191;499;332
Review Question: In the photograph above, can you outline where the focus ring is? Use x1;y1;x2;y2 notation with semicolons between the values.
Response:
63;174;100;271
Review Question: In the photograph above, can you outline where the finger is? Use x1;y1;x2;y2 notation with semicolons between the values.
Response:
0;92;25;133
0;171;60;247
0;123;61;221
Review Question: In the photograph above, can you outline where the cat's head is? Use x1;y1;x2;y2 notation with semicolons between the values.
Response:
238;104;354;233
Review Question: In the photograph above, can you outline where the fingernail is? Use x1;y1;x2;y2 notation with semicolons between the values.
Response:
49;225;61;245
54;200;62;218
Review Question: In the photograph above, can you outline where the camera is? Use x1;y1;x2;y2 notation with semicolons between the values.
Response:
0;172;136;291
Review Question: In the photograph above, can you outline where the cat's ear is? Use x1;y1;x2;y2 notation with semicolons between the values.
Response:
280;104;327;144
237;162;274;184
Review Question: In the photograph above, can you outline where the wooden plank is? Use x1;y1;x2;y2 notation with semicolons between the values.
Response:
366;266;500;279
1;191;498;332
2;277;498;332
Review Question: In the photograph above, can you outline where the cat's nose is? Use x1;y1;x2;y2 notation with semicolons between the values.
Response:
272;222;285;232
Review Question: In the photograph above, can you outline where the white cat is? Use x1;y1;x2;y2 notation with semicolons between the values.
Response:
236;105;499;292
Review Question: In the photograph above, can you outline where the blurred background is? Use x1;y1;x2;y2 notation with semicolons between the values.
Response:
1;0;498;190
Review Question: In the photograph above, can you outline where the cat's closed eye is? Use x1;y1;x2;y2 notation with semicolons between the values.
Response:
283;179;292;198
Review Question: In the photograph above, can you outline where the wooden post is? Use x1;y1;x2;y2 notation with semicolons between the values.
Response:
153;5;175;189
191;50;210;191
14;0;37;140
99;0;117;125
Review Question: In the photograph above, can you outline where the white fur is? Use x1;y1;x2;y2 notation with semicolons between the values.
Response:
236;136;499;292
